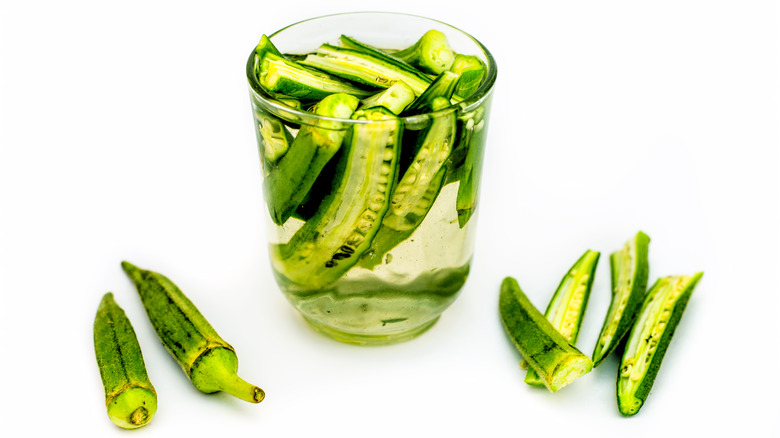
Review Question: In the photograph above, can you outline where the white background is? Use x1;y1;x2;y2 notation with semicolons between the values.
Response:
1;1;778;436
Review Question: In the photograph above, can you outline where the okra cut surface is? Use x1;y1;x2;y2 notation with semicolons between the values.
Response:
499;277;593;392
617;272;703;416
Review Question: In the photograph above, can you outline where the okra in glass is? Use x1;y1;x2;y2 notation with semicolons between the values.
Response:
246;12;497;345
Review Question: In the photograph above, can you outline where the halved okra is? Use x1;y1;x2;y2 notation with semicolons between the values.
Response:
617;272;702;416
525;250;600;387
402;70;461;115
359;80;416;115
263;93;359;225
272;106;402;289
253;110;293;166
499;277;594;392
592;231;651;367
300;43;432;96
454;101;490;228
358;96;455;269
258;52;373;101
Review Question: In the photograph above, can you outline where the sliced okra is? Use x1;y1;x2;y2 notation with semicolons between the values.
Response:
499;277;593;392
617;272;703;416
525;250;599;387
592;231;651;367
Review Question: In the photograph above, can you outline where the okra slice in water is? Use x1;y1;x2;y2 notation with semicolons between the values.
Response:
392;29;456;75
617;273;702;416
455;102;490;228
258;52;372;101
592;231;651;367
93;293;157;429
359;97;455;269
525;250;600;387
402;70;461;116
449;54;487;98
499;277;593;392
301;43;432;96
263;93;359;225
272;106;402;289
360;80;416;115
121;262;265;404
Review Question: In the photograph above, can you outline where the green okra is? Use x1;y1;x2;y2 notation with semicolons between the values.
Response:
121;262;265;404
499;277;593;392
592;231;651;367
93;293;157;429
617;272;702;416
258;52;372;101
449;54;486;98
263;93;360;225
272;106;402;289
391;96;455;219
254;110;293;165
301;43;432;96
402;70;461;116
392;29;456;75
359;81;416;115
455;100;491;228
525;250;599;387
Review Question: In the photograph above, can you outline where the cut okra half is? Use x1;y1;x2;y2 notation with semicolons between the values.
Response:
499;277;593;392
592;231;651;367
525;250;599;387
617;272;703;416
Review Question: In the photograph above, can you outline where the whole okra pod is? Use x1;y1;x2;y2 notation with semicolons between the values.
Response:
93;292;157;429
122;261;265;404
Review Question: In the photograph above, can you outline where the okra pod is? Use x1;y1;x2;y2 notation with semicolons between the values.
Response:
499;277;593;392
301;43;432;96
449;54;486;98
454;101;490;228
402;70;461;115
93;293;157;429
525;250;599;387
272;106;402;289
360;81;416;115
592;231;651;367
258;52;372;101
121;262;265;404
392;29;456;75
617;273;702;416
263;93;360;225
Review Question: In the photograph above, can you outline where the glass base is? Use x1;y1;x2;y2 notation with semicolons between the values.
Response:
302;315;441;346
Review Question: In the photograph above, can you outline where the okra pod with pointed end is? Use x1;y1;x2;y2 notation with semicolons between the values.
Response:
455;102;490;228
402;70;461;116
272;106;402;289
393;29;455;75
617;272;702;416
499;277;593;392
94;293;157;429
525;250;599;387
121;262;265;404
263;93;360;225
592;231;651;367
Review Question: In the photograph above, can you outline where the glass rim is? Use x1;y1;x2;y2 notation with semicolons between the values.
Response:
245;11;497;125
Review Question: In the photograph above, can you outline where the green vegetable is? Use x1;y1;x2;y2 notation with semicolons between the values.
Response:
359;80;416;115
454;101;490;227
617;272;702;416
300;42;432;96
592;231;651;367
449;54;486;98
121;262;265;404
393;29;456;75
499;277;593;392
258;52;372;101
402;70;461;115
263;93;360;225
93;293;157;429
391;96;455;218
254;110;293;165
525;250;599;387
272;106;402;289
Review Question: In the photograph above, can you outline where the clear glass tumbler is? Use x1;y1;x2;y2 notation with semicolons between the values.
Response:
246;12;497;345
